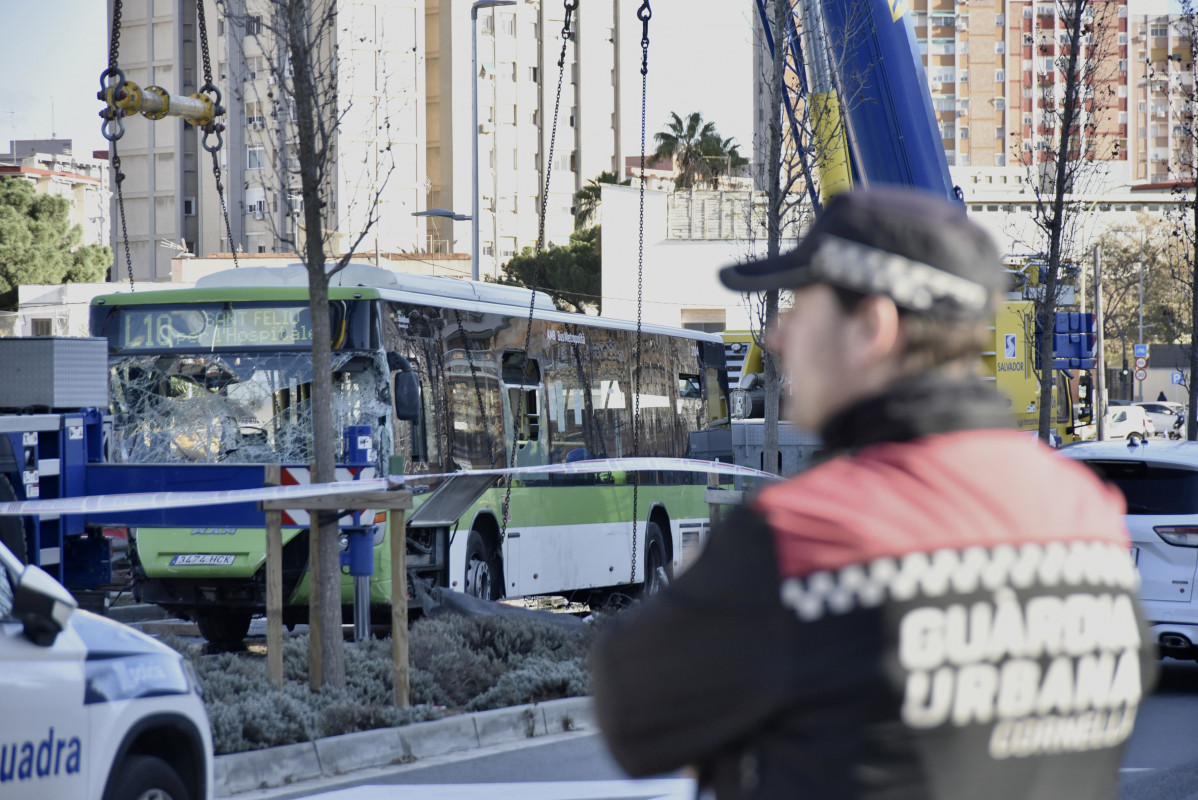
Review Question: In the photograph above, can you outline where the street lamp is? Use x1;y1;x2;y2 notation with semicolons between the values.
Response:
412;208;471;262
472;0;516;282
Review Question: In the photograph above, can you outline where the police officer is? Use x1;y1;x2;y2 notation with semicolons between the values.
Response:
592;186;1155;800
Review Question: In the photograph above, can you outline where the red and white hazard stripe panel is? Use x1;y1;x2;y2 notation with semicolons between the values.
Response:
280;466;378;526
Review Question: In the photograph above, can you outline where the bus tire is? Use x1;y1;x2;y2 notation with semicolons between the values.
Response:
103;754;188;800
195;610;253;645
642;522;669;598
0;475;27;564
465;530;503;602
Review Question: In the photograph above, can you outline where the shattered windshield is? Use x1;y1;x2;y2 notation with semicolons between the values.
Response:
108;352;389;465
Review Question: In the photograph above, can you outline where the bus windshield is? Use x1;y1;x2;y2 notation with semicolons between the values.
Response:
108;351;388;465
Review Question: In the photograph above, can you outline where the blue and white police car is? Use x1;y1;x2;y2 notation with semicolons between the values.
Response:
0;539;212;800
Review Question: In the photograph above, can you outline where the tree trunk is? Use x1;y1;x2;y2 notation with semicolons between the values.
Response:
287;0;345;691
762;0;788;474
1035;0;1086;444
1190;194;1198;440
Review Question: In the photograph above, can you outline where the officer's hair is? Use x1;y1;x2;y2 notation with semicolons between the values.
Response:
830;286;993;375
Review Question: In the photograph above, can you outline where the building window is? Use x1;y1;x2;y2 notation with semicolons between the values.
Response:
286;141;300;170
247;146;265;170
482;241;494;256
1118;111;1128;124
995;41;1006;54
246;15;262;36
958;153;970;166
529;66;538;82
511;62;518;82
960;127;969;139
512;105;518;125
995;153;1007;166
960;69;968;83
996;126;1006;139
995;98;1006;111
501;14;515;36
184;197;196;216
1119;59;1127;72
681;309;726;333
218;19;224;36
1118;85;1128;98
1022;6;1032;18
996;12;1005;25
1118;33;1127;44
31;319;52;337
245;100;265;129
995;70;1005;83
1023;113;1033;125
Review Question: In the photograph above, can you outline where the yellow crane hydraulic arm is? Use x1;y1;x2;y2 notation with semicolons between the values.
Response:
98;68;226;152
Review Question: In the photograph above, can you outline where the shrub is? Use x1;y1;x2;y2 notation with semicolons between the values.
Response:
160;612;593;754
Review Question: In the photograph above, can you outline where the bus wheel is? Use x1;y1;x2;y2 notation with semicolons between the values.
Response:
103;754;188;800
195;610;253;645
642;523;669;598
465;530;503;602
0;475;27;564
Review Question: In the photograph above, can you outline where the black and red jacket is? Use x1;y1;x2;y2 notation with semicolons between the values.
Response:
593;376;1156;800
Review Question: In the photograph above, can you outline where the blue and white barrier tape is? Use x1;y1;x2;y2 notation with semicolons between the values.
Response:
0;458;777;517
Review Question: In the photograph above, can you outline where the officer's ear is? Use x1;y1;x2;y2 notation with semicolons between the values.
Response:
847;294;903;370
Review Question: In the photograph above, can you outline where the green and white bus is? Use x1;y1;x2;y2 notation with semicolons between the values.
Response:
90;264;730;643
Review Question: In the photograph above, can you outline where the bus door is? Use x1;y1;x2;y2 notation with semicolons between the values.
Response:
501;351;545;468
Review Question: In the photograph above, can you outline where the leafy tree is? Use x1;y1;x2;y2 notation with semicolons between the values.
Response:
494;227;600;314
0;179;111;309
572;171;628;230
652;112;717;190
699;132;748;189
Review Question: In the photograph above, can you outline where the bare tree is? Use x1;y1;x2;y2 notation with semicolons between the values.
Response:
1160;0;1198;436
1012;0;1120;443
217;0;398;690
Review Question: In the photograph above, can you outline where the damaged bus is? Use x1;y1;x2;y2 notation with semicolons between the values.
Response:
89;264;730;643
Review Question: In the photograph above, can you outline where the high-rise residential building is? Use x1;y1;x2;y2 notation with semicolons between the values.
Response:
104;0;221;280
753;1;1195;190
423;0;622;278
107;0;425;280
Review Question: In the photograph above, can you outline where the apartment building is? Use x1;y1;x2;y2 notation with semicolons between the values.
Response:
424;0;622;278
108;0;425;279
754;1;1194;190
1;140;111;249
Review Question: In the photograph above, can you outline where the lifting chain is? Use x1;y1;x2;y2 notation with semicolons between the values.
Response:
630;0;651;585
103;0;135;291
499;0;577;550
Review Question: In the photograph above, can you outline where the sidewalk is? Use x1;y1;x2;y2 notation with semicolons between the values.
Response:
215;696;596;797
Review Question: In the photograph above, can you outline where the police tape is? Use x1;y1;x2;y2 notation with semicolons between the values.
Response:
0;458;778;517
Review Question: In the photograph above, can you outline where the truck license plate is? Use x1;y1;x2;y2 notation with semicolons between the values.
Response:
171;554;235;566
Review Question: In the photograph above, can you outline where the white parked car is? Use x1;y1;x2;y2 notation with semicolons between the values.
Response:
0;539;212;799
1063;440;1198;661
1074;404;1155;444
1134;401;1186;439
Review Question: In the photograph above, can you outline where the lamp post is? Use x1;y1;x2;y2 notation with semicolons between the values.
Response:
412;209;471;266
472;0;516;282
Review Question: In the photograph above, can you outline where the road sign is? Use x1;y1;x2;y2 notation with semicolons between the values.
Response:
1134;344;1148;358
1174;372;1186;385
1135;368;1148;382
1135;356;1148;369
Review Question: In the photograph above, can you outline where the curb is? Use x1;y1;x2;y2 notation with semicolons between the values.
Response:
214;696;596;796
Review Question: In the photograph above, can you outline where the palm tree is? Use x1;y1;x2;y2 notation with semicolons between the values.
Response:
652;111;717;190
572;171;628;230
699;132;749;189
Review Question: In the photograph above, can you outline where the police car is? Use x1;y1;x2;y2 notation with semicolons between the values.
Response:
0;539;212;800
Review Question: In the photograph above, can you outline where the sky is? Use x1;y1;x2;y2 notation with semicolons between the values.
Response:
0;1;756;163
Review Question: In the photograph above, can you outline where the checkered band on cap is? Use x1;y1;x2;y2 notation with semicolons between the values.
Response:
809;235;992;314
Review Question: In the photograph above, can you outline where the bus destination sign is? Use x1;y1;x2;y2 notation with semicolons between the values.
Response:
114;305;314;351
